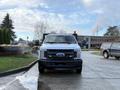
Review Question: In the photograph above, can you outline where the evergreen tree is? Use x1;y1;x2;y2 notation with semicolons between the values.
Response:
0;13;16;44
0;29;2;44
0;28;5;44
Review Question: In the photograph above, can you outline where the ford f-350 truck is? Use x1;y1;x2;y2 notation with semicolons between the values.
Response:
38;34;83;74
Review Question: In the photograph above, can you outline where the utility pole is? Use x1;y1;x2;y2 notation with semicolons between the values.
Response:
96;25;99;36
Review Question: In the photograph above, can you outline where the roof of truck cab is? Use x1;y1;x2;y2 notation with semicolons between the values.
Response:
46;34;74;36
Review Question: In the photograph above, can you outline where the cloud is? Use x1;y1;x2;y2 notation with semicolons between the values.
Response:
0;0;50;10
0;0;37;8
0;8;38;32
82;0;120;35
0;0;96;38
0;0;95;40
0;7;70;34
82;0;94;6
1;0;120;40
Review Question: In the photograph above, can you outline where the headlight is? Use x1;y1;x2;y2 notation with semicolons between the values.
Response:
77;51;81;58
74;49;81;59
38;49;47;59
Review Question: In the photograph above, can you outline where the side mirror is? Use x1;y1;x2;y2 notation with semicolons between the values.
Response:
34;40;40;46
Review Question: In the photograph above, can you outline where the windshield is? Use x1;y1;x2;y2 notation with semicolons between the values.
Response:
43;35;77;44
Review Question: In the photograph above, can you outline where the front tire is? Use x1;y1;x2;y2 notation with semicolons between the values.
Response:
103;51;109;59
38;62;45;74
76;67;82;74
115;56;120;60
39;67;45;74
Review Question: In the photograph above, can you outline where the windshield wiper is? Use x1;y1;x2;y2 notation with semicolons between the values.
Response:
45;42;56;43
57;42;73;44
45;42;73;44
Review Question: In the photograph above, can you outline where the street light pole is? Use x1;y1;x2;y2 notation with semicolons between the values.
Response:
27;36;29;45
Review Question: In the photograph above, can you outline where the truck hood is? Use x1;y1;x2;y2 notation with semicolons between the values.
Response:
40;44;80;50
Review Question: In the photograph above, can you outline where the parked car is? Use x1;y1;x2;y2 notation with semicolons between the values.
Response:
100;42;120;59
38;34;83;74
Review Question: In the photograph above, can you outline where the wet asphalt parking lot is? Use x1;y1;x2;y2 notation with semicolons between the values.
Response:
39;51;120;90
1;51;120;90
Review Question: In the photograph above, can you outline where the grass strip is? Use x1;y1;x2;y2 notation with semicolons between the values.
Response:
0;54;37;72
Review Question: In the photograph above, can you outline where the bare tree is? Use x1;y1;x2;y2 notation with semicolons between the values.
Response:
50;31;56;34
59;29;66;34
34;21;49;41
34;21;68;41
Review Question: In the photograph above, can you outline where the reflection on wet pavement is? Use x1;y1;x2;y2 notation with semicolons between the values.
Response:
0;72;24;87
38;77;51;90
0;64;39;90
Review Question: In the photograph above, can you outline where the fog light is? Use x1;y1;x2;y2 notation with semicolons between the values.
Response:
48;55;52;58
69;55;73;58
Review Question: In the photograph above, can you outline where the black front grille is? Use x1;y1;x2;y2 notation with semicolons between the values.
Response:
44;49;76;60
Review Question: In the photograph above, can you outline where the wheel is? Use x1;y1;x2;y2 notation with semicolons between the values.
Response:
76;67;82;74
38;62;45;74
39;67;45;74
115;56;120;60
103;51;109;59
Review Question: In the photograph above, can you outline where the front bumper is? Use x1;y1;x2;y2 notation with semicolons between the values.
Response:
38;59;82;69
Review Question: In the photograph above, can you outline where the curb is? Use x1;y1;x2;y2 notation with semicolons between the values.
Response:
0;60;38;77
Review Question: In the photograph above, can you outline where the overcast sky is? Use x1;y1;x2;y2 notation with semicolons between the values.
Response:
0;0;120;40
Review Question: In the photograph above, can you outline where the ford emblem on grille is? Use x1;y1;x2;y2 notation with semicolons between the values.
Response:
56;53;65;57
